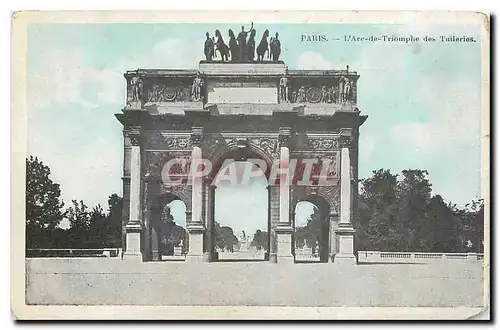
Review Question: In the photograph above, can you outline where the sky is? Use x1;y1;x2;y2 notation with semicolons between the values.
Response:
27;22;484;234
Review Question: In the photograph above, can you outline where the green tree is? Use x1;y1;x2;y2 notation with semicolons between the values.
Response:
456;199;484;253
357;169;399;251
66;200;91;231
396;169;433;250
250;229;268;250
425;195;458;252
356;168;484;253
214;222;238;251
26;156;64;232
104;194;123;247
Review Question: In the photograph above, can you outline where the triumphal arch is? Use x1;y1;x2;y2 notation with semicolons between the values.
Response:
116;32;367;264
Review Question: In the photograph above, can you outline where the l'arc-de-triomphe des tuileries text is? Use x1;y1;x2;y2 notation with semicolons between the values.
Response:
116;29;367;264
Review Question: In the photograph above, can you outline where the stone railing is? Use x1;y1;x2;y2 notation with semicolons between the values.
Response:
295;245;320;262
358;251;484;264
218;250;266;260
26;248;121;258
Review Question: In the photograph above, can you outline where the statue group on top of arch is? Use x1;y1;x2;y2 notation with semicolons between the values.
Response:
203;22;282;62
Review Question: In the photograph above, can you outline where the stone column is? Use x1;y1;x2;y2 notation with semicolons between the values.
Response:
123;127;143;261
276;127;294;264
211;185;218;261
142;173;151;261
203;181;214;262
267;185;278;263
334;133;357;264
328;212;339;262
186;127;205;262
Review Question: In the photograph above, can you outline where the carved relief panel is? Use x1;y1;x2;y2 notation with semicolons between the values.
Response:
143;76;205;104
288;75;358;104
125;73;206;106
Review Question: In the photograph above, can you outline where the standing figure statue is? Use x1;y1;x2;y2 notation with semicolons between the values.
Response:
130;76;143;102
204;32;214;61
279;71;290;103
343;77;352;103
256;29;270;61
296;86;306;103
214;30;230;62
246;29;256;61
191;72;204;102
270;32;281;62
237;22;254;61
228;29;238;61
320;86;329;103
330;86;337;103
338;76;345;103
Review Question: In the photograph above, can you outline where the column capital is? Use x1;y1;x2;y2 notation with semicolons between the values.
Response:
191;127;204;147
338;135;352;149
278;127;291;148
125;125;142;146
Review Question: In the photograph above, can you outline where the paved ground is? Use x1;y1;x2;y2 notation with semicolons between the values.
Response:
26;258;484;307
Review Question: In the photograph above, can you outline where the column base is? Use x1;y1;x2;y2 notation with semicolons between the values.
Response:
211;251;219;262
334;224;356;265
122;251;143;261
268;253;277;263
333;253;357;265
203;252;212;262
276;225;294;264
123;223;143;261
152;250;160;261
185;254;205;262
277;255;295;264
186;222;205;263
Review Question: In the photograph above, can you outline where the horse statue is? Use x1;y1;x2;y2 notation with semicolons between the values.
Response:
214;29;230;62
270;32;281;62
228;29;238;61
256;29;269;61
246;29;256;61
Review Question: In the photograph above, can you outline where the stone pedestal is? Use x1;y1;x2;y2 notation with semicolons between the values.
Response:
334;224;356;264
123;224;143;260
203;252;212;262
186;222;205;262
127;101;142;110
276;225;294;264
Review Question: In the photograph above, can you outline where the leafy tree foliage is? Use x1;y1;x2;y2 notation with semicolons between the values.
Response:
214;222;238;251
356;169;485;252
26;156;64;232
250;229;268;250
25;156;123;250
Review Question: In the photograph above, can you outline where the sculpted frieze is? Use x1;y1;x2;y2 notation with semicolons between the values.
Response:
147;132;193;150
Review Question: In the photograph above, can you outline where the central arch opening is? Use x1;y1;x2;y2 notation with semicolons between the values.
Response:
213;159;269;261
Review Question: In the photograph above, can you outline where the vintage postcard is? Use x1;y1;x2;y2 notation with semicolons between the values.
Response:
11;11;490;320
